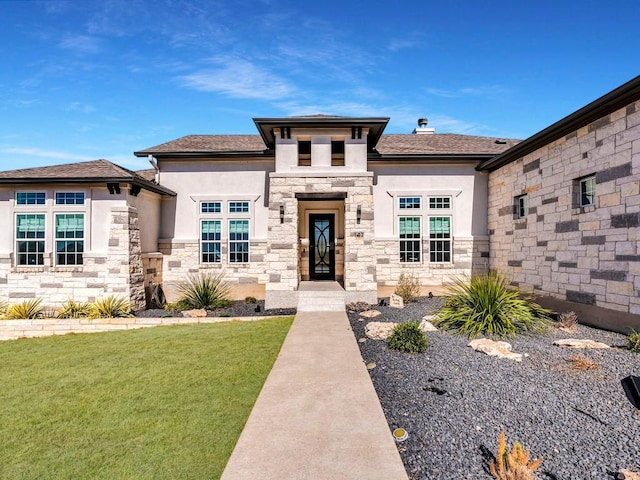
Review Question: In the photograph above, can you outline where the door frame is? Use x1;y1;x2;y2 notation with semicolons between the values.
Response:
308;213;335;280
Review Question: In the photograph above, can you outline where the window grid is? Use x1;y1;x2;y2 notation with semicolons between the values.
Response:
55;192;85;205
55;214;84;265
429;197;451;209
201;202;221;214
16;214;45;265
399;216;421;263
201;220;221;263
399;197;421;209
229;201;249;213
331;140;345;166
515;195;527;219
429;216;451;263
298;140;311;166
16;192;45;205
229;219;249;263
580;176;596;207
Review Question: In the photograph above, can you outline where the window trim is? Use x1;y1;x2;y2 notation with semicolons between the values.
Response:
200;201;222;214
428;215;452;264
514;194;527;219
578;175;596;208
16;191;46;206
428;196;451;210
55;192;85;205
298;139;311;166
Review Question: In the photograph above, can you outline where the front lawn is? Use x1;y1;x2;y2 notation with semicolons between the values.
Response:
0;317;293;479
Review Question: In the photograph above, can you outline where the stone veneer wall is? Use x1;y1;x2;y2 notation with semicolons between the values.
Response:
158;239;269;301
265;173;376;308
374;237;489;288
0;206;146;311
488;100;640;314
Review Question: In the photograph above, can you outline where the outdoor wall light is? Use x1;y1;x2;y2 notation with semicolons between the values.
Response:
356;205;362;224
280;204;285;224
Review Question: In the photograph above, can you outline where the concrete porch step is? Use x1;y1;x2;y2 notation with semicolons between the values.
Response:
297;282;346;312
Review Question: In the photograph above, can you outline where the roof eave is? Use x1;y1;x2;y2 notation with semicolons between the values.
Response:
479;75;640;172
134;150;273;159
0;177;176;197
369;153;497;162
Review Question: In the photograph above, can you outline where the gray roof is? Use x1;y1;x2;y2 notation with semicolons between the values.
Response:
136;132;518;158
0;159;175;196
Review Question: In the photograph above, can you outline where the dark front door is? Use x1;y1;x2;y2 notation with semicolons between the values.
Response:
309;214;335;280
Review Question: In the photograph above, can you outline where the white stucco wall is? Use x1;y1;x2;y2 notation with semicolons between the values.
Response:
127;189;162;253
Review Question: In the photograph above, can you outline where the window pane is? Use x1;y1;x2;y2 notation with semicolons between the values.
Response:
429;216;451;263
55;214;84;265
429;197;451;209
16;214;45;238
201;220;221;263
55;192;85;205
399;197;421;209
201;202;221;213
229;219;249;262
16;192;45;205
229;201;249;213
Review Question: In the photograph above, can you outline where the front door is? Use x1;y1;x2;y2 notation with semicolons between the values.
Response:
309;214;335;280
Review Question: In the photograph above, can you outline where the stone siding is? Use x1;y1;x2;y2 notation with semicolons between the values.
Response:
488;100;640;314
0;206;146;311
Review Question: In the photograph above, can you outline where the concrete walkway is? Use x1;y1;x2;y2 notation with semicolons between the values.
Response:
221;286;408;479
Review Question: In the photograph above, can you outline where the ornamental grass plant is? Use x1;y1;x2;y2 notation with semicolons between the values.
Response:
89;296;134;318
433;272;551;338
176;272;231;310
627;330;640;353
5;298;44;319
56;299;93;319
490;431;542;480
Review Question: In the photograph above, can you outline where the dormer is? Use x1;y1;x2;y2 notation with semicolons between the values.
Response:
254;116;389;174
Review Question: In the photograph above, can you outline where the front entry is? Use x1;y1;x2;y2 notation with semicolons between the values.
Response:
309;214;335;280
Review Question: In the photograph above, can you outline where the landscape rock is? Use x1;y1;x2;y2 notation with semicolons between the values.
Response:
365;321;397;340
468;338;524;361
419;319;438;332
359;309;382;318
389;293;404;309
618;469;640;480
553;338;610;349
182;308;207;318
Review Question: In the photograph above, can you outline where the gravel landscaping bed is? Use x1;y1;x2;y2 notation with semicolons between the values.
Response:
349;297;640;480
136;300;296;318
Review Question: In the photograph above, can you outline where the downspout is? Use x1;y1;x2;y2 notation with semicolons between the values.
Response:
148;155;159;183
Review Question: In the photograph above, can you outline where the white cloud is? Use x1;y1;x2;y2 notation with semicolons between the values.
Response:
59;34;102;55
67;102;96;113
179;57;295;100
0;147;92;162
425;85;513;98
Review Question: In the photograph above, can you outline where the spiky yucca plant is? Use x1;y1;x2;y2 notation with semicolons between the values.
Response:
89;296;134;318
490;431;542;480
433;272;551;338
0;299;7;318
5;298;44;319
56;299;93;319
176;272;231;310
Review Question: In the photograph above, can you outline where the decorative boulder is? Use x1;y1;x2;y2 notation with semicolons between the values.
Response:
618;469;640;480
389;293;404;309
359;310;382;318
365;322;397;340
419;319;438;332
553;339;610;349
468;338;524;361
182;308;207;318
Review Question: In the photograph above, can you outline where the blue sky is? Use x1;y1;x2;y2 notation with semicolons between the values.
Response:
1;0;638;172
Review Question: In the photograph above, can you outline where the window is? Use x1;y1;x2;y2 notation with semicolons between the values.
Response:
16;192;45;205
16;214;45;265
579;175;596;207
201;202;221;214
399;197;421;209
331;140;345;166
298;140;311;166
429;216;451;263
55;214;84;265
201;220;221;263
55;192;85;205
399;216;421;263
515;194;527;219
429;197;451;209
229;201;249;213
229;219;249;263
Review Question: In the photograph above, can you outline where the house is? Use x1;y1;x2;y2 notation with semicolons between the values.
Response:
480;75;640;332
0;75;638;331
0;118;516;310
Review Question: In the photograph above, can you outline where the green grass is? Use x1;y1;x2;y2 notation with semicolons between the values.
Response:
0;317;293;480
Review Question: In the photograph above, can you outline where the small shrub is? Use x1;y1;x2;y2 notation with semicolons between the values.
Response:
387;322;428;353
176;272;231;310
394;273;421;303
567;353;598;371
56;299;92;319
244;296;257;304
490;431;542;480
347;301;371;313
627;330;640;353
433;272;551;338
164;302;181;312
89;296;134;318
557;311;578;332
5;299;44;319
